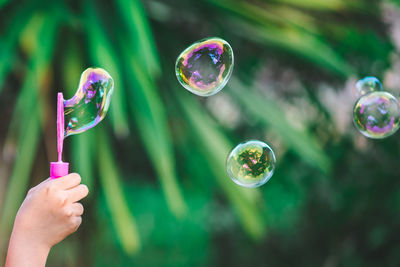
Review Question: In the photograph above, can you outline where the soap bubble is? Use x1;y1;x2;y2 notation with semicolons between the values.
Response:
175;37;234;97
355;77;382;97
64;67;114;137
353;91;400;139
226;140;276;188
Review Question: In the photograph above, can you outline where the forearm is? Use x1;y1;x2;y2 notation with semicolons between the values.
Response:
5;226;50;267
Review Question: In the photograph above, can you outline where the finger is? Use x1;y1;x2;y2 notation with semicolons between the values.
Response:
66;184;89;203
70;216;82;233
70;203;84;216
51;173;81;190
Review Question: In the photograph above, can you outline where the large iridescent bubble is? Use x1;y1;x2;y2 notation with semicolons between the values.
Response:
175;37;234;97
226;140;276;188
64;68;114;137
353;91;400;139
355;76;383;97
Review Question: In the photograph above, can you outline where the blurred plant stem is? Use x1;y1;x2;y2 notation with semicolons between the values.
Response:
98;130;141;255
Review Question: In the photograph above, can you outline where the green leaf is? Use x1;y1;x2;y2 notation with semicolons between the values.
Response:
271;0;351;10
122;50;187;218
71;132;95;189
0;7;34;93
114;0;161;77
176;91;267;240
208;0;355;76
98;130;141;255
0;0;9;9
84;0;130;138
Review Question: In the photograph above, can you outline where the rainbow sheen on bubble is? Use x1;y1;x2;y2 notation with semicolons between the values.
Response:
64;67;114;137
353;91;400;139
226;140;276;188
175;37;234;97
355;76;382;97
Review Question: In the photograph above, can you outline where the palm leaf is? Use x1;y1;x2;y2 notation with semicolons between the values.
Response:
208;0;355;76
0;7;34;92
98;130;141;255
272;0;353;10
121;52;187;218
114;0;161;77
176;90;267;240
84;0;129;138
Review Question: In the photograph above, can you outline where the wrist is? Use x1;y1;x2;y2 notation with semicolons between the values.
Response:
6;225;51;267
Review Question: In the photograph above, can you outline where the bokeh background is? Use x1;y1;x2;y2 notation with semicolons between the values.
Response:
1;0;400;266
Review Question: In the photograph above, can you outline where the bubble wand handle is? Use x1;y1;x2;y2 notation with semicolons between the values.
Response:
50;93;69;179
57;92;64;162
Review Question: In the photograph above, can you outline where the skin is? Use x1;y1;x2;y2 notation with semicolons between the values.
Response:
5;173;89;267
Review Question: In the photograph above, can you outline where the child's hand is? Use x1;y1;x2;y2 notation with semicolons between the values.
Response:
14;173;89;247
6;173;89;267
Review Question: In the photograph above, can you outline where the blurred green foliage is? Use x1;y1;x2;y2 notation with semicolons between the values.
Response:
1;0;400;266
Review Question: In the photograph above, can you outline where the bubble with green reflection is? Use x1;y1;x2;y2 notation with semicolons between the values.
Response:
226;140;276;188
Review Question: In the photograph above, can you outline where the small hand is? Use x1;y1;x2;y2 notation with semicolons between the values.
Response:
6;173;89;267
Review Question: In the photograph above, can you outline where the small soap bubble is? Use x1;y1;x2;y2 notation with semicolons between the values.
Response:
175;37;234;97
353;91;400;139
64;67;114;137
226;140;276;188
355;77;382;97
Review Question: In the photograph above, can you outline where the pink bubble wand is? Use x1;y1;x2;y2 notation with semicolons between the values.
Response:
49;93;69;178
49;68;114;179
